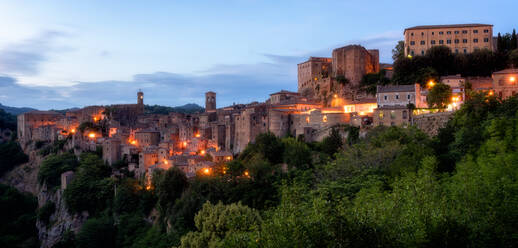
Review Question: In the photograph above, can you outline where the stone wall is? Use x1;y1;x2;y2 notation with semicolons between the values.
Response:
412;112;454;136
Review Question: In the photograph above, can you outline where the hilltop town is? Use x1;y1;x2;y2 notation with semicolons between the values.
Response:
2;22;518;248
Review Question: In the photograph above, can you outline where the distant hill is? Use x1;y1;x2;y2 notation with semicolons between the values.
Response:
0;103;37;115
145;103;204;115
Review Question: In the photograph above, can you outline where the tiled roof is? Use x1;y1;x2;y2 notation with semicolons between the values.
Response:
404;24;492;31
493;68;518;74
377;84;416;93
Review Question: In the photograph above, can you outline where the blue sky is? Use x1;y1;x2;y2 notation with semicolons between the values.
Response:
0;0;516;109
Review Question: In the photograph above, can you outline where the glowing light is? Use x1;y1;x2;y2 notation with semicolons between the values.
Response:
323;115;328;123
427;80;435;88
145;185;151;190
407;54;413;58
333;94;338;98
244;171;249;177
510;76;516;83
70;129;76;134
359;112;365;116
195;133;201;138
225;156;232;161
140;96;143;99
488;91;494;96
93;117;98;121
203;168;210;175
88;133;96;139
130;140;137;145
183;141;187;147
306;116;310;123
164;160;168;164
200;150;206;155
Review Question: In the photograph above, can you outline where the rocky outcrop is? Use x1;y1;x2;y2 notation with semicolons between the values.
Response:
0;147;42;195
36;184;88;248
412;112;454;136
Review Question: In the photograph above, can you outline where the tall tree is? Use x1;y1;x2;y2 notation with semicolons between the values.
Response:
392;40;405;61
427;83;452;109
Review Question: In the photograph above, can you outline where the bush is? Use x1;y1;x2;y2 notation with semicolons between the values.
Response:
76;216;116;248
0;141;28;177
38;153;78;188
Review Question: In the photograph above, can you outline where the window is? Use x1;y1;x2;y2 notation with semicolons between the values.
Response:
439;40;444;44
462;30;468;34
473;38;478;43
379;111;384;119
484;29;489;33
410;41;415;45
390;122;395;126
455;49;459;54
473;30;478;33
447;40;452;44
411;32;414;36
432;32;435;35
403;110;407;119
421;32;424;36
396;94;399;100
410;50;415;56
439;31;444;35
447;31;451;34
484;38;489;42
454;30;460;34
390;111;396;119
407;94;411;100
463;48;467;54
431;40;436;45
420;40;425;45
384;95;388;101
421;50;425;55
463;39;468;43
455;39;460;44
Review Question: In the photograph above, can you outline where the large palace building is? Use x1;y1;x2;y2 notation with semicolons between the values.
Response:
404;24;493;56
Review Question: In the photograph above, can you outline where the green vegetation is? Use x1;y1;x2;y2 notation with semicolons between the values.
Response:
427;82;452;109
145;104;204;115
0;184;39;248
38;152;78;188
0;141;29;177
0;108;16;131
37;201;56;226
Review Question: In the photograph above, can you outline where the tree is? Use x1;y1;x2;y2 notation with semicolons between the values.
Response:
392;40;405;61
76;216;116;248
359;70;390;95
427;82;452;109
320;127;343;158
509;49;518;68
38;153;78;188
426;45;455;76
179;201;261;248
153;167;189;214
282;137;312;170
0;141;28;177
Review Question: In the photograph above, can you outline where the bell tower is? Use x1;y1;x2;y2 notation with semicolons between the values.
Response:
137;90;144;113
205;91;216;112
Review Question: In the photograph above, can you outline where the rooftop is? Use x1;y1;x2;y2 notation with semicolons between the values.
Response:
493;68;518;74
377;84;416;93
404;23;492;32
269;90;300;96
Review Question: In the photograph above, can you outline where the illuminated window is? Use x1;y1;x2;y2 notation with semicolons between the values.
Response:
306;116;310;123
390;111;396;119
379;111;384;119
323;115;328;122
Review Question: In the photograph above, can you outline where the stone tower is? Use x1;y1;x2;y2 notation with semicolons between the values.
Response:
205;91;216;112
137;90;144;112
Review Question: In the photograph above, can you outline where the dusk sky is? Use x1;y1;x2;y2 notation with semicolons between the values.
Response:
0;0;516;110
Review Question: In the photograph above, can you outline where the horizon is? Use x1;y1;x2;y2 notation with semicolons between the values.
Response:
0;0;517;110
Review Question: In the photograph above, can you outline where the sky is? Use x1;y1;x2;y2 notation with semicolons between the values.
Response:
0;0;517;110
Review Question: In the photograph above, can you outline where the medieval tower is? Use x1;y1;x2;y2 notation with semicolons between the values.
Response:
137;90;144;112
205;91;216;112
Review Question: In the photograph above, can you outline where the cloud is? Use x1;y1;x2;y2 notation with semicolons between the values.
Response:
0;76;17;87
0;30;68;76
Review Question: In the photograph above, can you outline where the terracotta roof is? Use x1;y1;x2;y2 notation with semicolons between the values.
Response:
25;110;62;115
404;24;492;32
493;69;518;74
441;75;464;80
269;90;300;96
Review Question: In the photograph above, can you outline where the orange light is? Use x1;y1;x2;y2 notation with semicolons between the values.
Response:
203;168;210;175
244;171;249;177
488;91;494;96
200;150;206;155
510;76;516;83
145;185;151;190
93;117;98;121
70;129;76;134
164;160;168;164
427;80;435;88
225;156;232;161
88;133;96;139
333;94;338;98
183;141;187;147
195;133;201;138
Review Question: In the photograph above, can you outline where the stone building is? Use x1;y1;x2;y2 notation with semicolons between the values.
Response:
135;130;161;147
374;84;422;127
297;45;379;103
404;24;493;56
102;138;121;166
17;111;63;144
492;69;518;99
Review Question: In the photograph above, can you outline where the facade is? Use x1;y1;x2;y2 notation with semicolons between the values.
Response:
492;69;518;99
17;111;63;144
404;24;493;56
441;75;466;107
297;45;379;102
374;84;422;127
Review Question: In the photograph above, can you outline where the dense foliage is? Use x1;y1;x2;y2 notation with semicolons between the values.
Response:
0;184;39;248
145;104;204;115
0;141;29;177
38;152;79;189
0;108;16;131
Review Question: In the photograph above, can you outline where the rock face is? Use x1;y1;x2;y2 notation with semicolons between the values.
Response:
1;143;88;248
36;184;88;248
412;112;454;136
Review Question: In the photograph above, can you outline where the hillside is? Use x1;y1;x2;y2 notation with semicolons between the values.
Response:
0;103;36;115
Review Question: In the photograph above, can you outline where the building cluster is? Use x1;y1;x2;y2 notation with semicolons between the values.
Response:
16;23;518;182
